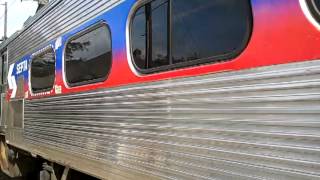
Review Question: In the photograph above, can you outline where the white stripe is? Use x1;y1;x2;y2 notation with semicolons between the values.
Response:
7;64;14;89
299;0;320;31
10;76;17;99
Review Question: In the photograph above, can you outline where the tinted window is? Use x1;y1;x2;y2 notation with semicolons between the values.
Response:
307;0;320;23
150;0;169;68
31;47;55;92
131;0;252;73
172;0;251;63
132;0;169;69
65;24;111;86
132;7;147;69
315;0;320;9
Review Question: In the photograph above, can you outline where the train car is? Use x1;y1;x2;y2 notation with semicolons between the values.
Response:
0;0;320;179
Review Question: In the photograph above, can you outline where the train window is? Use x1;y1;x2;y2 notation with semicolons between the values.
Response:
132;0;169;69
149;0;169;68
65;24;111;86
315;0;320;8
306;0;320;23
30;47;55;93
132;7;147;69
131;0;252;73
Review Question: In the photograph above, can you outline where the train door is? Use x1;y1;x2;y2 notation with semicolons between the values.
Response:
0;50;7;131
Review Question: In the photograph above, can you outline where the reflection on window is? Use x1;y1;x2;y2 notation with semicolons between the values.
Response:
65;24;111;86
132;0;169;69
131;0;252;73
150;0;169;68
172;0;250;63
132;7;147;69
31;47;55;92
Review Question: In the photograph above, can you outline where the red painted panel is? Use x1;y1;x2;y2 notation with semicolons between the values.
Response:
26;0;320;99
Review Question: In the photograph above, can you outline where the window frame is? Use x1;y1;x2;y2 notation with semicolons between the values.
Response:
30;45;56;94
129;0;253;74
63;22;112;88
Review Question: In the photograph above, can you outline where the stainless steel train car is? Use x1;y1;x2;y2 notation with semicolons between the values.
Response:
0;0;320;179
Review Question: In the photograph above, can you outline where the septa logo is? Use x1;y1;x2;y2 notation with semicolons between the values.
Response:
7;64;17;99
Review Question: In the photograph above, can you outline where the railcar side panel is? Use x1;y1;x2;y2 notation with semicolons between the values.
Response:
2;0;320;179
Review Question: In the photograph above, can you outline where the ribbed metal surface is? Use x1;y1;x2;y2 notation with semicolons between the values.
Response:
25;60;320;180
7;0;122;64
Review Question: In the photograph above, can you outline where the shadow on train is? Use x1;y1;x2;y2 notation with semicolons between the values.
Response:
0;170;99;180
0;157;99;180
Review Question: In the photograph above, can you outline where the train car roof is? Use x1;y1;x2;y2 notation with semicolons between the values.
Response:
0;0;62;50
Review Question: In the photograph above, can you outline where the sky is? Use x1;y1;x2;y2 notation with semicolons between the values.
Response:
0;0;38;39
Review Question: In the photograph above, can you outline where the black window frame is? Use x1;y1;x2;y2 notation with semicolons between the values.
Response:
30;46;56;94
130;0;253;74
306;0;320;23
63;22;112;87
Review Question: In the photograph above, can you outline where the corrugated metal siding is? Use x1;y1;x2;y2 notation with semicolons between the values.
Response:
7;0;122;64
24;60;320;180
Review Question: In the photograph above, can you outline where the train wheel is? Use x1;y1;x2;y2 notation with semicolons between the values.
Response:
0;138;22;177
